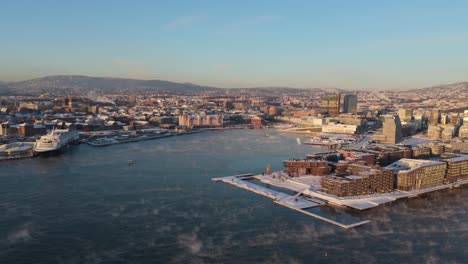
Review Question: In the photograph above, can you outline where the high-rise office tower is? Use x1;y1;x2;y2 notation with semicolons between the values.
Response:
320;93;340;117
398;108;413;122
429;109;440;125
343;94;358;114
441;114;450;125
382;115;403;144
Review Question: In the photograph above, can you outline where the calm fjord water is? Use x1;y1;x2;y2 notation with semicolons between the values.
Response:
1;129;467;263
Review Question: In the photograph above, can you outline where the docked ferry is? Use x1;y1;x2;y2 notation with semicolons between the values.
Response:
34;129;79;153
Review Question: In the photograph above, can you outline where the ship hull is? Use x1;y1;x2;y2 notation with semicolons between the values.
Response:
34;131;79;155
35;145;70;156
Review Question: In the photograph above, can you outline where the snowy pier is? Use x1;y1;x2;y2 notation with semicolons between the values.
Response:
274;199;370;229
212;174;371;229
213;172;468;229
253;173;468;211
212;175;290;200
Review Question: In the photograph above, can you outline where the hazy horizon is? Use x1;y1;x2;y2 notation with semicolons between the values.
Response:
1;1;468;90
1;74;467;92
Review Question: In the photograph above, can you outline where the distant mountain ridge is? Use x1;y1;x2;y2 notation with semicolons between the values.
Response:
417;82;468;94
397;82;468;101
0;75;326;95
0;75;466;95
1;75;222;95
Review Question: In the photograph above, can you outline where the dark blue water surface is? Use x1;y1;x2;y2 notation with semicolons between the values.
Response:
1;130;467;263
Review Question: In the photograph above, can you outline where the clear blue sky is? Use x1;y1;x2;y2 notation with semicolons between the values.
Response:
1;0;467;89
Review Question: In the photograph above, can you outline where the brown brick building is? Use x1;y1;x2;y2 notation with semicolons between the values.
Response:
320;165;394;197
283;160;329;177
443;156;468;183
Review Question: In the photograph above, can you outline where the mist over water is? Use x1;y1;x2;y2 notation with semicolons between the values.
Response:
0;130;467;263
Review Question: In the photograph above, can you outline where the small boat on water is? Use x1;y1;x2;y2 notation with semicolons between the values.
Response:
128;160;134;165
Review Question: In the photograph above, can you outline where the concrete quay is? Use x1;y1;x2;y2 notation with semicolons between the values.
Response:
254;173;468;211
213;172;468;228
212;175;371;229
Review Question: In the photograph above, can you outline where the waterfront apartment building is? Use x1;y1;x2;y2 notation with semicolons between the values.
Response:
388;159;446;191
283;160;329;177
250;116;264;126
443;156;468;183
320;93;340;117
178;114;223;128
320;165;394;197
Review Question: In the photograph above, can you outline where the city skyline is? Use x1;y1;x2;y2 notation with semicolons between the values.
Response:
2;1;468;90
2;1;468;262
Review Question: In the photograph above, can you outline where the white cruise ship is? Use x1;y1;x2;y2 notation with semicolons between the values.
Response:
34;129;80;153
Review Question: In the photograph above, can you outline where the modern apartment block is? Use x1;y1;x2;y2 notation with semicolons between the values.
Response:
178;114;223;128
443;156;468;183
388;159;447;191
411;146;432;159
359;144;412;166
428;124;457;140
283;160;329;177
320;165;394;197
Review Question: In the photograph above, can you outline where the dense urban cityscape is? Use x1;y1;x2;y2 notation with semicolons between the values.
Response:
2;76;468;226
3;1;468;263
